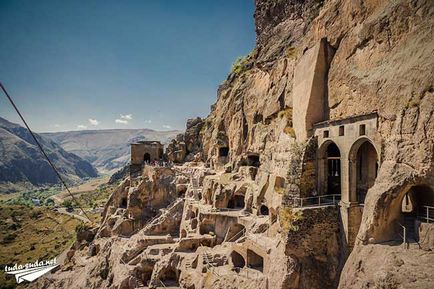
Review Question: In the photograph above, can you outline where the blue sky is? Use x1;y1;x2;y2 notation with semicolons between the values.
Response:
0;0;255;132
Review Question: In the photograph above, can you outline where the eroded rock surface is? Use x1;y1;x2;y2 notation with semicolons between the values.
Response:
29;0;434;288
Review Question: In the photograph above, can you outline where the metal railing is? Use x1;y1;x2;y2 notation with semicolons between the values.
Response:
158;279;168;288
225;228;246;243
418;206;434;223
200;245;222;277
290;194;341;208
397;222;408;248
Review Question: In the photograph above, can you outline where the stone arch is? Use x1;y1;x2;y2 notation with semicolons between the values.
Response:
349;137;379;203
225;223;245;242
400;185;434;240
247;249;264;272
318;140;342;195
144;153;151;163
230;251;245;268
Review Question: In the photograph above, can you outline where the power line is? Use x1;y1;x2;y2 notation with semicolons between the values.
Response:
0;81;93;223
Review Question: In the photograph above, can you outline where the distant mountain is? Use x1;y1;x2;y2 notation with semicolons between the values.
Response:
42;129;180;173
0;117;98;192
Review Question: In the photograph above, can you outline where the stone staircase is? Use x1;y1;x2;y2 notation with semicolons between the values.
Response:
202;251;227;268
143;198;184;232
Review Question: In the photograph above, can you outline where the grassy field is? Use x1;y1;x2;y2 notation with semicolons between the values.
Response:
0;193;20;202
0;205;81;289
0;178;116;289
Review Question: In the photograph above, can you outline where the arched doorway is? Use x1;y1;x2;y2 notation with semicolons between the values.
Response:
230;251;245;269
144;153;151;163
350;139;378;203
401;185;434;240
247;249;264;272
225;223;245;242
319;141;342;196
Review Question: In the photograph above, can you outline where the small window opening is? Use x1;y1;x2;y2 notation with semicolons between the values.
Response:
359;124;366;136
323;130;329;138
339;126;345;136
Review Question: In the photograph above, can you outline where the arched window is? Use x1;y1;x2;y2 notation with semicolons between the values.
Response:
318;141;342;196
349;139;378;203
326;143;341;195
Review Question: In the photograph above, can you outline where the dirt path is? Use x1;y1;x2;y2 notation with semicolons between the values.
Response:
53;176;109;204
55;207;91;223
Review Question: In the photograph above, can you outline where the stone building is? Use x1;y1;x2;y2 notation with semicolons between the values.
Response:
130;141;164;175
291;39;383;250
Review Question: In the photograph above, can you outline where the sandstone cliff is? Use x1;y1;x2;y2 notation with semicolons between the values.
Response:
28;1;434;289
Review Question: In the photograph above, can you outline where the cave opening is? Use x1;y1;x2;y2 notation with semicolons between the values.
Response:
247;154;260;167
231;251;245;269
247;249;264;272
227;195;245;210
120;197;127;208
260;205;269;216
401;185;434;241
219;147;229;157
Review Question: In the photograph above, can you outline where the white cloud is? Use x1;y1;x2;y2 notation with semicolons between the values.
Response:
120;114;132;120
115;114;132;125
115;119;128;124
144;119;152;124
88;118;100;126
77;125;88;130
52;124;61;128
162;125;172;129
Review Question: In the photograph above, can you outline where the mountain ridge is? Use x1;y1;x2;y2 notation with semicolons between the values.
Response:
42;128;181;173
0;117;98;193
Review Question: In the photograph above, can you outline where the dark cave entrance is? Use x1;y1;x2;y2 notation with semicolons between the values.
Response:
231;251;245;269
228;195;245;210
260;205;269;216
144;153;151;163
247;249;264;272
219;147;229;157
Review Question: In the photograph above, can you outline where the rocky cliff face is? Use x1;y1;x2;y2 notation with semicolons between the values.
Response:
198;0;434;288
166;117;204;163
28;1;434;289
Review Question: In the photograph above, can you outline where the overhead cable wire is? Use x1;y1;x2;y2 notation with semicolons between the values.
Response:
0;81;93;223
